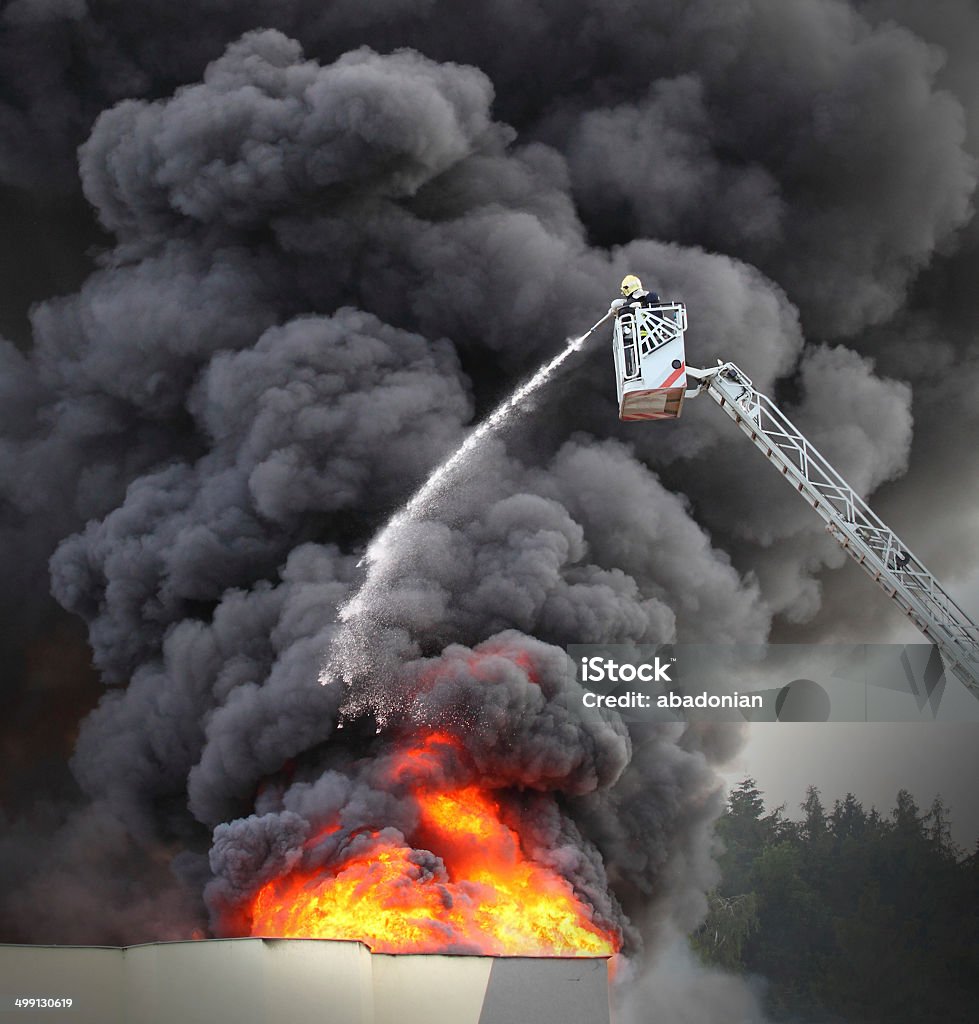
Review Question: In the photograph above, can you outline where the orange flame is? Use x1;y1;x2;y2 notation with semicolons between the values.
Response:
248;738;618;956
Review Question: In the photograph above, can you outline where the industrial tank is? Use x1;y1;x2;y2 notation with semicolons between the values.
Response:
0;938;611;1024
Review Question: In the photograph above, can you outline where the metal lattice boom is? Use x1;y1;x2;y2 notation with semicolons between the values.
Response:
686;362;979;696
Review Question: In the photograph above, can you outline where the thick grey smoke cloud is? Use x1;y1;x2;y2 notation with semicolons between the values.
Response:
49;306;470;682
79;35;499;240
0;0;976;1009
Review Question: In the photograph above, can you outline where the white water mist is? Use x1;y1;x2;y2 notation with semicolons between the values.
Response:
322;314;611;688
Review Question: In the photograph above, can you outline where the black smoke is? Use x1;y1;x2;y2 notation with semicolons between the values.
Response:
0;0;976;1005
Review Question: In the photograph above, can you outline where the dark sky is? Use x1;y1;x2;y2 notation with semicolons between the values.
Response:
1;2;978;1014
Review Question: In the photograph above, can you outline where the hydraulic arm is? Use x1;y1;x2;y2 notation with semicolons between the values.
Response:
685;361;979;696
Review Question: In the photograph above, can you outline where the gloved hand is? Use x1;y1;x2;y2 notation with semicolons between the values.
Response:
610;298;626;311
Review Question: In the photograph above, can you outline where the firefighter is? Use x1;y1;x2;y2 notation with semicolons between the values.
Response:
611;274;662;378
611;274;660;315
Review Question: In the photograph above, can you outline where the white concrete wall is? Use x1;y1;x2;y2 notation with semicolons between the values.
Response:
0;944;123;1022
0;940;610;1024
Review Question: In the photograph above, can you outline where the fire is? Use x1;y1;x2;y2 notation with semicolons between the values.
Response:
248;738;618;956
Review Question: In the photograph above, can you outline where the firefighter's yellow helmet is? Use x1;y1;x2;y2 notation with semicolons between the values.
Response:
620;274;642;297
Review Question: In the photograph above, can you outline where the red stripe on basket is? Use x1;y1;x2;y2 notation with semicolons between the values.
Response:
658;362;686;388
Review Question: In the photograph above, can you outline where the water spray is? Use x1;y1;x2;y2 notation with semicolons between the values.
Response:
322;310;613;686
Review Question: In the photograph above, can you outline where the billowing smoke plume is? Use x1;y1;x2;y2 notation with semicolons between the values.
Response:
1;1;977;1014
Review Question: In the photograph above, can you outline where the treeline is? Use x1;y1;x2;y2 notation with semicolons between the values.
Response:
692;779;979;1023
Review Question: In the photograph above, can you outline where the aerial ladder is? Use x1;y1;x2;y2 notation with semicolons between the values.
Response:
607;289;979;696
